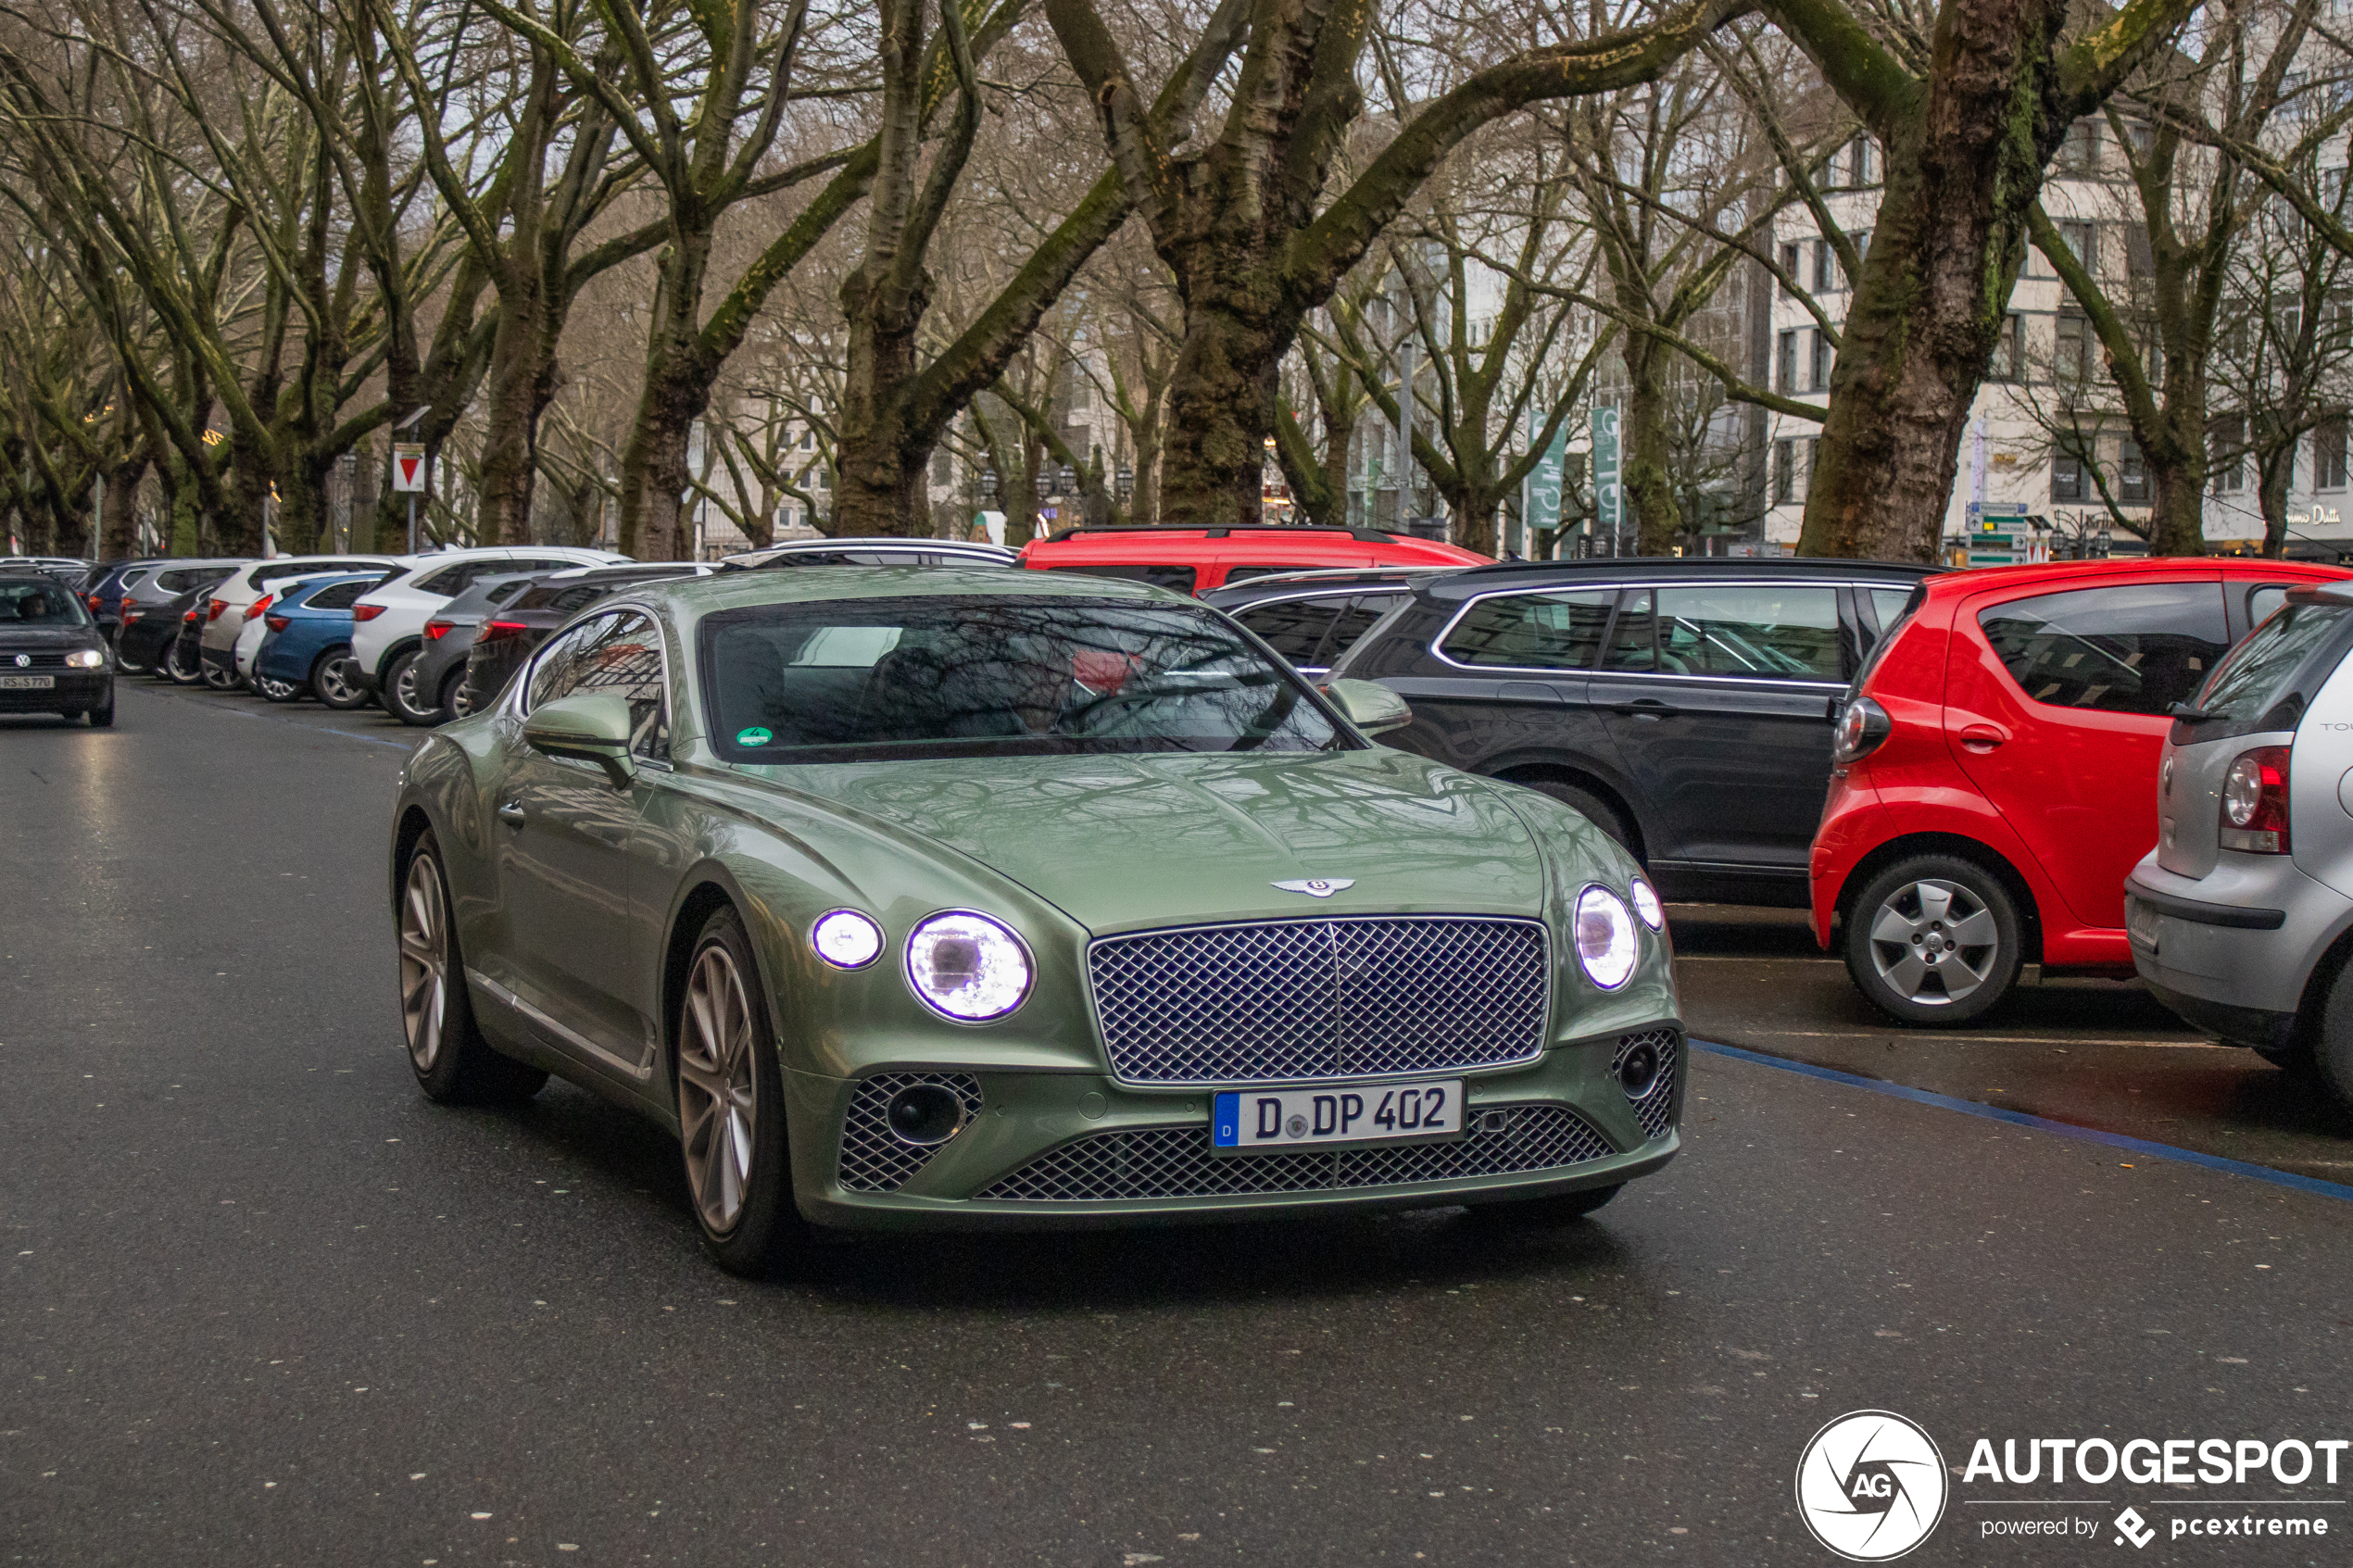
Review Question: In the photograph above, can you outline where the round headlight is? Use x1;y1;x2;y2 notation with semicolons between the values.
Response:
1574;885;1640;990
905;910;1032;1022
1629;876;1666;931
809;909;883;970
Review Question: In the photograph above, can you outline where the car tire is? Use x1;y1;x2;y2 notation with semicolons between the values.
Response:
384;648;439;726
311;646;369;709
257;673;303;703
86;698;114;728
437;666;471;723
399;832;548;1107
1843;854;2023;1026
1517;777;1640;859
2312;964;2353;1110
115;646;150;676
164;643;204;684
1468;1183;1623;1225
200;659;239;691
675;904;801;1277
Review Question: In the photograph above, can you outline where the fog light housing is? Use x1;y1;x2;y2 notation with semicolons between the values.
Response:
1616;1040;1662;1099
886;1083;966;1146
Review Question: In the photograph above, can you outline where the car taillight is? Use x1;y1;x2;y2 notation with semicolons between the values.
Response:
422;619;454;640
351;603;386;621
1831;696;1892;764
85;593;102;611
121;608;143;621
207;599;229;621
2220;745;2292;854
265;615;289;632
477;620;526;644
243;593;275;621
183;609;200;623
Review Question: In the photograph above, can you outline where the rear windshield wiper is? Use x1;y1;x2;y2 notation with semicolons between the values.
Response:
2168;702;2221;721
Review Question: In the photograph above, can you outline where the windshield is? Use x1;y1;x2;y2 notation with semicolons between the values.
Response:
701;596;1344;763
2191;596;2351;729
0;579;92;625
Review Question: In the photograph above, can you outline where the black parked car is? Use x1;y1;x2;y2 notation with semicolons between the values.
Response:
1327;556;1937;908
162;588;215;684
0;571;115;725
119;586;205;677
1202;567;1457;678
455;563;711;722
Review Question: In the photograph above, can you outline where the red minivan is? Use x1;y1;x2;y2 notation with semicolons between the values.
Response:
1021;523;1487;595
1813;557;2351;1023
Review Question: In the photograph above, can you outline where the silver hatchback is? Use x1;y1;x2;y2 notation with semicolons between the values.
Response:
2127;583;2353;1104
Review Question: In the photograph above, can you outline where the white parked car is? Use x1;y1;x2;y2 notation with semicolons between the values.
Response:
232;571;355;696
349;546;629;721
198;554;402;690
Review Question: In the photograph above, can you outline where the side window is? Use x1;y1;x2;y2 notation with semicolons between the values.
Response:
2246;585;2291;629
525;614;615;710
1602;590;1656;671
1237;597;1346;666
1870;588;1915;635
1977;582;2230;715
532;611;670;761
416;565;465;596
1654;585;1843;680
306;581;371;611
1441;589;1616;669
1221;565;1327;585
1323;593;1405;666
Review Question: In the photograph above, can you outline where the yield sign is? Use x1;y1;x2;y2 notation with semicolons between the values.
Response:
391;442;428;493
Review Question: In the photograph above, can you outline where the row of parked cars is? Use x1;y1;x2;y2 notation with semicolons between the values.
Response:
24;521;2353;1102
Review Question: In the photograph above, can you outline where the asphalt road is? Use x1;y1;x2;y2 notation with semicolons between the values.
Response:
6;683;2352;1568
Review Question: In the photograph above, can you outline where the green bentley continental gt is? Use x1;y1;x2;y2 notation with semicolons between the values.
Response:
388;568;1683;1273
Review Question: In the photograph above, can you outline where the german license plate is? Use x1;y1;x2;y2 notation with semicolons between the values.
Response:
1212;1079;1464;1153
0;674;54;689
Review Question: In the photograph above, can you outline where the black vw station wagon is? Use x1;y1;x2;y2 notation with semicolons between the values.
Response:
1327;557;1936;908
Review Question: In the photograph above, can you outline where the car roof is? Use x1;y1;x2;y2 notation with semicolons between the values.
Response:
723;537;1019;568
1917;556;2353;599
1415;555;1938;602
1201;568;1458;607
1025;525;1484;567
630;563;1173;620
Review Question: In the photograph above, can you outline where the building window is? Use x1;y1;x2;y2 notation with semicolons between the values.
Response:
1777;329;1798;392
2319;420;2349;490
1809;329;1833;392
2055;311;2095;381
1773;439;1796;504
2119;439;2149;503
1812;239;1834;293
1846;136;1874;187
2123;223;2154;278
1988;314;2022;382
932;451;952;485
2052;452;2087;503
1780;242;1801;293
2058;119;2102;176
2212;415;2246;493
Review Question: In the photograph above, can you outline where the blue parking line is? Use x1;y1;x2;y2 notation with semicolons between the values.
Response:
1691;1037;2353;1205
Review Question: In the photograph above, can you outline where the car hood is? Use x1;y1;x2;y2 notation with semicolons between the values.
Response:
754;747;1549;933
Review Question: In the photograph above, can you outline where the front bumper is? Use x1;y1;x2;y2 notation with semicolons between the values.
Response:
0;671;110;713
785;1025;1684;1232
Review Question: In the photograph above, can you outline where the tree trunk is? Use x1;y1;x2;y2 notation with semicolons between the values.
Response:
833;263;935;537
97;450;148;558
474;284;562;546
1622;337;1682;555
1158;301;1277;528
2258;449;2294;558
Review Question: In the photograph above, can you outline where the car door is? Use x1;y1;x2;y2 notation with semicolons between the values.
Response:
487;609;669;1078
1944;576;2231;932
1585;581;1847;889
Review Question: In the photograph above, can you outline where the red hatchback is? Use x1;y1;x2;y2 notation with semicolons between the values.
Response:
1812;557;2351;1023
1021;523;1487;595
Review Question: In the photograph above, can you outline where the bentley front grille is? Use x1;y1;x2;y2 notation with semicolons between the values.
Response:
973;1103;1613;1203
837;1072;986;1193
1087;916;1549;1086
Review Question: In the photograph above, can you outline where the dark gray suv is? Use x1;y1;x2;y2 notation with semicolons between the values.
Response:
1327;557;1936;908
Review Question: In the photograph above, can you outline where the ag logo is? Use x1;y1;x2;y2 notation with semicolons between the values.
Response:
1794;1410;1948;1562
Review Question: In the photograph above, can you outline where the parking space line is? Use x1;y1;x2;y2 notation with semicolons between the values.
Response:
129;684;417;752
1739;1027;2220;1048
1692;1038;2353;1205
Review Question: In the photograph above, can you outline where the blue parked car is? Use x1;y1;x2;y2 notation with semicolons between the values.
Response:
252;572;388;709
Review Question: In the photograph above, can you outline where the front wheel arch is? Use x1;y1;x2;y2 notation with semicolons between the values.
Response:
1831;832;2044;968
1491;763;1649;863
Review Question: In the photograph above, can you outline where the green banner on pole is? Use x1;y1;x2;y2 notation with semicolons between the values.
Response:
1525;418;1566;539
1592;407;1622;540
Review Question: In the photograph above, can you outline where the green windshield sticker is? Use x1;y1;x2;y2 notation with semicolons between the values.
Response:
736;726;774;746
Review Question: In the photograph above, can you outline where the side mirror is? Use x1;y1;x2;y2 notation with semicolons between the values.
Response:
522;691;636;787
1325;677;1412;737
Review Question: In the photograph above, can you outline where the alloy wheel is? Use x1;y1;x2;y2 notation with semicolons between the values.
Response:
678;942;760;1236
1866;878;2001;1007
392;659;424;719
316;655;359;706
398;854;449;1073
257;675;300;701
201;661;237;690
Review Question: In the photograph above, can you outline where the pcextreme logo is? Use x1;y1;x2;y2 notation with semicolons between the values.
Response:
1795;1410;1951;1562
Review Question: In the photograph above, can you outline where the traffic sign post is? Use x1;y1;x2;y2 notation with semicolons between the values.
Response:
391;442;427;553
